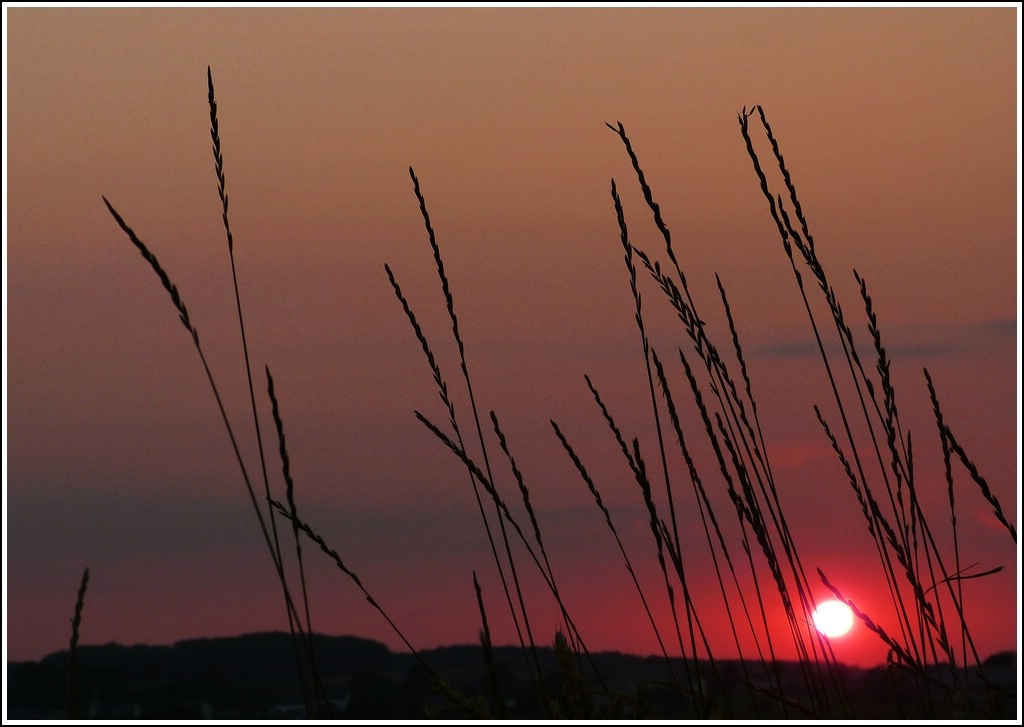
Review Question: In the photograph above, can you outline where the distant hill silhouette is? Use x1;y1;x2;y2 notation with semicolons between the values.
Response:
7;632;1017;719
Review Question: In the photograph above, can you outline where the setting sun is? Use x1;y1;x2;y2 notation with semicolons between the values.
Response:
812;600;856;638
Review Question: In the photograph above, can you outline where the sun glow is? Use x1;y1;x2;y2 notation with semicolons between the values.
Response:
812;599;855;638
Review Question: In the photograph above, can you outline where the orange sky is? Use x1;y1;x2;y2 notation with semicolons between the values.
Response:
5;6;1020;671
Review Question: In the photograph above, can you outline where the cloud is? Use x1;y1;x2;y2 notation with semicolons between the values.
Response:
748;318;1016;361
6;488;258;562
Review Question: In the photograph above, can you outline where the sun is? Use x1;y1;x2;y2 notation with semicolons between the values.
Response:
812;599;855;637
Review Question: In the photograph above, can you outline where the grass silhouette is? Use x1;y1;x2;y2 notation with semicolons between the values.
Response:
100;69;1016;719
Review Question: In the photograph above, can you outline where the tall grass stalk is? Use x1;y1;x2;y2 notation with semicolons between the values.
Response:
106;69;394;717
67;567;89;720
384;258;549;705
405;170;549;695
473;571;506;718
208;67;323;715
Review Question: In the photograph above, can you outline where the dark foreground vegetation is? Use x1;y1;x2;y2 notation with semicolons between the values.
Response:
9;632;1017;719
58;67;1018;720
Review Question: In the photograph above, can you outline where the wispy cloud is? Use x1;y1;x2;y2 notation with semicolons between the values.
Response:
747;318;1016;361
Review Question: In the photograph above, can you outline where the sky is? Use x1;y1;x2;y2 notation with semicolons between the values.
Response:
4;6;1020;673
